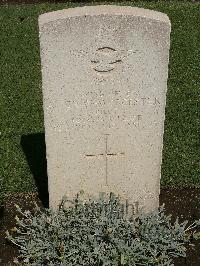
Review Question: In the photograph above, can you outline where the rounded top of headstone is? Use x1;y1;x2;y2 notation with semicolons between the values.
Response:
38;5;170;27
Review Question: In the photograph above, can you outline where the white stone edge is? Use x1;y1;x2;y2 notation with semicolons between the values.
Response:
38;5;171;28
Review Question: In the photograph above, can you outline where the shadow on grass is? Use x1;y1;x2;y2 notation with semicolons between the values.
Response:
21;133;49;208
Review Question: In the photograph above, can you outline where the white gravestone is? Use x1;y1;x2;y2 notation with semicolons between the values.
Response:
39;5;171;213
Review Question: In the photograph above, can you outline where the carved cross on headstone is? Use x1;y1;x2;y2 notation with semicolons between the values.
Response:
85;134;125;184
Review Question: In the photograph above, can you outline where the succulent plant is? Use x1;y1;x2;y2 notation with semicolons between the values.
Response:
6;192;200;266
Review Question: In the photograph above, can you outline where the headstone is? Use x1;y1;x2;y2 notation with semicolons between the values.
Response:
38;5;171;213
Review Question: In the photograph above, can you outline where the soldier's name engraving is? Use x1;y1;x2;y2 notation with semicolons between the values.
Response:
65;97;161;108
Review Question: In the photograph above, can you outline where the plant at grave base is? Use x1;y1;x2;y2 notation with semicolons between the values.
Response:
6;192;200;266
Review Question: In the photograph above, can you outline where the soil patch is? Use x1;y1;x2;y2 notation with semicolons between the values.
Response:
0;188;200;265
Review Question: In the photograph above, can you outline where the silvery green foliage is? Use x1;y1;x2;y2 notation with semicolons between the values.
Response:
6;192;200;266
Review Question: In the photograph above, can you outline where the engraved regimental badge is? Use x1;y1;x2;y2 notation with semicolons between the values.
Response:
91;47;122;73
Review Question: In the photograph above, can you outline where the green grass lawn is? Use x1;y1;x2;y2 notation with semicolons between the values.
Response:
0;1;200;200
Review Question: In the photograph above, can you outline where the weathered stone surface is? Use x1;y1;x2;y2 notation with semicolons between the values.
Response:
39;5;171;212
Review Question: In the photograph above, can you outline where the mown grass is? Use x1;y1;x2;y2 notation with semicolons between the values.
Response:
0;1;200;200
